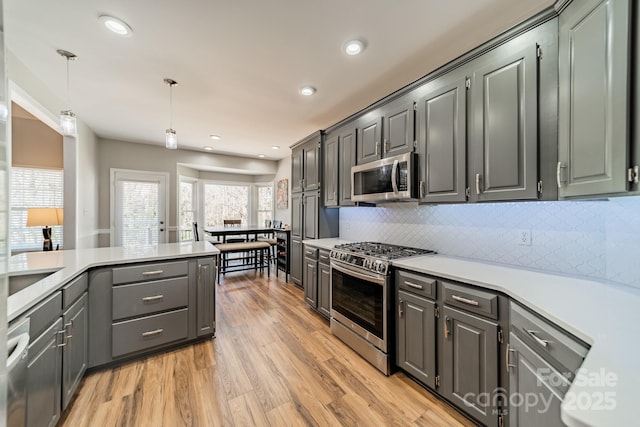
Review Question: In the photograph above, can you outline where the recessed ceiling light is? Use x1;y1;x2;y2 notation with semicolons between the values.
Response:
344;39;366;56
209;134;221;140
258;154;265;158
299;86;316;96
271;145;280;150
99;15;133;37
204;146;213;151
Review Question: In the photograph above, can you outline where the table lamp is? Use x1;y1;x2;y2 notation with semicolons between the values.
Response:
26;208;64;251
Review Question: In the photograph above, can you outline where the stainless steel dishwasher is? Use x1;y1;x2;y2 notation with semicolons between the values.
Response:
7;318;29;427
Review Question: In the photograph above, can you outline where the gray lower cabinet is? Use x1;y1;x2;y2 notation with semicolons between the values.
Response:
290;238;303;286
26;317;63;427
303;247;318;308
508;332;568;427
196;257;216;336
61;292;88;410
415;71;467;203
397;289;436;389
441;305;500;427
317;250;331;318
558;0;632;197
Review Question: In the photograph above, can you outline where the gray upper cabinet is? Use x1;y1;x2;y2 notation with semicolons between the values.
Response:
558;0;632;197
469;40;539;202
416;72;467;203
381;95;415;158
303;138;321;192
290;192;302;239
338;125;357;206
291;145;303;193
302;192;318;239
357;113;383;164
441;305;499;427
323;133;339;207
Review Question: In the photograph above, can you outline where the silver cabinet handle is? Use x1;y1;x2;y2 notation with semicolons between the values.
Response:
142;294;164;303
65;321;74;339
404;281;424;290
142;328;164;338
506;343;517;371
452;294;479;306
475;173;481;195
57;330;67;347
375;141;380;156
524;328;550;348
142;270;164;276
398;300;404;318
444;315;451;338
383;138;389;154
556;161;563;188
419;181;426;198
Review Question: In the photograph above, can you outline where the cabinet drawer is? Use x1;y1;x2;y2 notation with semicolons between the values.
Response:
510;303;588;375
442;281;498;319
112;308;188;357
304;246;318;260
27;291;62;339
112;260;188;285
112;277;189;321
396;270;437;300
62;273;88;309
318;249;330;266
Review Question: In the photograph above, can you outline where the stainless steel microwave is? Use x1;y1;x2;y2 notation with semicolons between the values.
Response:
351;152;418;203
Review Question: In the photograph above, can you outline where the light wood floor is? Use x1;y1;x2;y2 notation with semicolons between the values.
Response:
60;270;475;427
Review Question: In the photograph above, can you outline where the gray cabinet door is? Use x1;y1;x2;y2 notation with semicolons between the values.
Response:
291;192;302;239
558;0;631;197
291;146;303;193
62;293;88;410
196;257;216;337
357;113;383;164
338;125;357;206
27;318;63;427
470;42;538;202
290;238;303;286
508;332;569;427
382;96;415;158
302;192;318;240
303;256;318;308
323;133;339;207
441;306;499;427
303;139;320;192
416;74;467;203
397;290;436;389
317;261;331;319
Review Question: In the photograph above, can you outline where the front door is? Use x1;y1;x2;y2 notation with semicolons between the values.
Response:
111;169;168;246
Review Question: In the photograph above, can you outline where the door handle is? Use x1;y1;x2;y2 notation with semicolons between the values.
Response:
398;300;404;318
7;332;29;371
444;315;451;338
556;161;564;188
506;343;517;371
475;173;481;195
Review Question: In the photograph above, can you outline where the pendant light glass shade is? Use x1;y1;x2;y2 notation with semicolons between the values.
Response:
164;78;178;149
60;110;77;136
165;128;177;149
57;49;78;136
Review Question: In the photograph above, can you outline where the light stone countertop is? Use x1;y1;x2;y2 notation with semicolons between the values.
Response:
301;238;352;251
8;242;219;322
392;254;640;427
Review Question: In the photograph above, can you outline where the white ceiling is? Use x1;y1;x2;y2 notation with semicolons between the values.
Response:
5;0;554;161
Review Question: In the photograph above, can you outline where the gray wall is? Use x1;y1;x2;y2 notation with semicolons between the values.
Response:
97;138;278;246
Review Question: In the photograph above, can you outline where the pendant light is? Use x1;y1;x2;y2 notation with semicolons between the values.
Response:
164;78;178;149
57;49;77;136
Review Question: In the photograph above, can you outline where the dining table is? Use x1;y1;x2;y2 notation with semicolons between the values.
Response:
203;225;275;243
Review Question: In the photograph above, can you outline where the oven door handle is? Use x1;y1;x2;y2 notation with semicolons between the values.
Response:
330;262;386;286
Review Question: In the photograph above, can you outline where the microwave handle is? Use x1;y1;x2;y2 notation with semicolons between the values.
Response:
391;159;399;194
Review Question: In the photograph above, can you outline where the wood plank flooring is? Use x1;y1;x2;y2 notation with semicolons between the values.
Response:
60;270;475;427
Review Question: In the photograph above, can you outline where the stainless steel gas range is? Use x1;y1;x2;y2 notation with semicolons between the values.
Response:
329;242;435;375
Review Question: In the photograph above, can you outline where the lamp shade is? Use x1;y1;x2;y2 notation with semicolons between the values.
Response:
26;208;64;227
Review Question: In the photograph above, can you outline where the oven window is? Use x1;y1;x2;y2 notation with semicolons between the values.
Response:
331;267;384;338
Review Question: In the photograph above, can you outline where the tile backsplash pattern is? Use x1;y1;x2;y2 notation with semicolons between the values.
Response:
339;197;640;289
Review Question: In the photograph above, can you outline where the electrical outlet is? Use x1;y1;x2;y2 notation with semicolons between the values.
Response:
516;229;532;246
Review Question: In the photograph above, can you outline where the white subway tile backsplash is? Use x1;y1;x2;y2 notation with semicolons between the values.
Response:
339;196;640;289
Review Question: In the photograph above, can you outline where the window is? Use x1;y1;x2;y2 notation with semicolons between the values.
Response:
178;178;197;241
203;183;250;226
11;167;64;251
256;184;273;226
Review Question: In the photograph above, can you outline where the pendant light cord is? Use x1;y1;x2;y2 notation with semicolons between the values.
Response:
169;83;173;129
